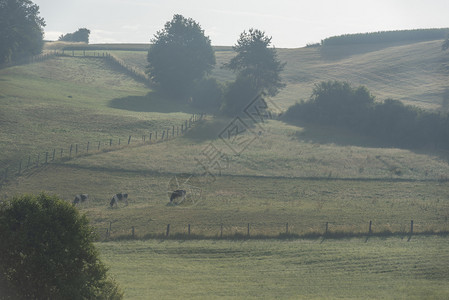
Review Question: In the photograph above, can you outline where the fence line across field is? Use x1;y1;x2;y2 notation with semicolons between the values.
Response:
1;113;204;183
102;219;448;241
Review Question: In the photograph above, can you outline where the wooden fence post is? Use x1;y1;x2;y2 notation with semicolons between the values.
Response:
156;131;158;140
45;152;48;164
172;126;175;137
162;131;165;140
75;144;78;155
286;222;289;235
220;224;223;238
166;224;170;237
110;139;112;146
150;133;152;141
60;148;63;159
98;141;101;150
36;154;39;167
325;222;329;235
128;135;131;145
27;156;31;169
188;224;191;236
247;223;250;237
410;220;414;235
118;138;121;145
52;149;56;161
181;125;184;134
369;220;372;234
132;226;135;238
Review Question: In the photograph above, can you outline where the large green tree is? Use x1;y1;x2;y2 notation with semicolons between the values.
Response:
0;193;123;299
224;28;286;97
0;0;45;64
147;14;216;99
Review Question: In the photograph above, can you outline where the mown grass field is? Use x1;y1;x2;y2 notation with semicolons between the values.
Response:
97;237;449;299
1;39;449;298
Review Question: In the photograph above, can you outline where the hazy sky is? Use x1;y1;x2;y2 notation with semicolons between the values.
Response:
34;0;449;48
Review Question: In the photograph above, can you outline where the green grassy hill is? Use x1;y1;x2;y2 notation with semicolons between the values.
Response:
2;37;449;299
103;39;449;110
1;39;449;236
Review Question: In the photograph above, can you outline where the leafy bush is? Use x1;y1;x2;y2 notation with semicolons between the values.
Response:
220;75;259;116
283;81;449;150
190;77;223;112
0;193;123;299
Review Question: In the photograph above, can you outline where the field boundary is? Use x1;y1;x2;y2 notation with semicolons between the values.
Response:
0;114;204;186
99;219;449;242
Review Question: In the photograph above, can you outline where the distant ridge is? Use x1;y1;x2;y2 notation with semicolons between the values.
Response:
321;28;449;47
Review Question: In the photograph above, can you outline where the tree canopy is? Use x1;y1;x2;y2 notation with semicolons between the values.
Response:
58;28;91;43
224;28;286;97
147;14;216;99
0;0;45;64
283;81;449;150
0;193;123;299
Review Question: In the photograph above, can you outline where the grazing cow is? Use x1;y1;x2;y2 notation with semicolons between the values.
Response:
73;194;89;205
110;193;128;208
170;189;186;204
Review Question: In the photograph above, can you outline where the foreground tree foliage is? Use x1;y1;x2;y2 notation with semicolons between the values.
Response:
0;193;123;299
58;28;91;43
283;81;449;150
147;14;216;99
0;0;45;64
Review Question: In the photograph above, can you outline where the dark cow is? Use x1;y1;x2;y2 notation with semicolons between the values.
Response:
170;190;186;204
110;193;128;208
72;194;89;205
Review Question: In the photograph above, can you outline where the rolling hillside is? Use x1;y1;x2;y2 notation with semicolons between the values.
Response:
2;35;449;299
104;39;449;110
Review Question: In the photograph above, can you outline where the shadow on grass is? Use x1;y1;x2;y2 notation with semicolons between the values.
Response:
109;91;197;114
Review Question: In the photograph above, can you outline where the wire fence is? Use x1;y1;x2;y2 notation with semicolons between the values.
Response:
98;219;449;241
0;113;204;185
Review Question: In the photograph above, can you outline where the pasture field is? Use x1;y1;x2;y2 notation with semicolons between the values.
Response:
4;158;449;238
97;237;449;299
107;39;449;110
0;56;192;164
1;39;449;298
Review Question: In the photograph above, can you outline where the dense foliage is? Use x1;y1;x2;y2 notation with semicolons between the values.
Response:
283;81;449;150
147;14;216;99
58;28;91;43
322;28;449;47
221;29;285;115
224;29;285;97
0;193;123;299
0;0;45;64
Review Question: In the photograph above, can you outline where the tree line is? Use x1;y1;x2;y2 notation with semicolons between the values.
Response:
283;81;449;150
321;28;449;47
